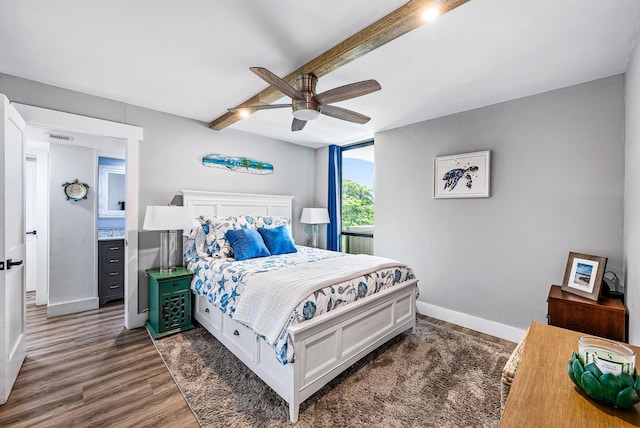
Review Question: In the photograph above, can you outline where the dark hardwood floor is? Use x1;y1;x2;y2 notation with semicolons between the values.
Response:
0;293;198;427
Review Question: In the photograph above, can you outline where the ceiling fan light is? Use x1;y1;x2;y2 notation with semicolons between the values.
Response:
422;6;440;22
293;108;320;121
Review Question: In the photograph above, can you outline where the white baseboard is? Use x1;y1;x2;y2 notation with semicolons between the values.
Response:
47;297;99;318
416;301;527;344
136;312;148;329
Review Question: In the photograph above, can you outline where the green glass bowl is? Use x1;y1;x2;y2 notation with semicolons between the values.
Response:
568;351;640;408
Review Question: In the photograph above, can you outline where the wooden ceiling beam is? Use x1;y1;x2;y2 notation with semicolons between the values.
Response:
210;0;470;130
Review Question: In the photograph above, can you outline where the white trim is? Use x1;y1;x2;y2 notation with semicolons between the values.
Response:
416;300;526;344
137;311;149;327
13;103;143;329
27;147;49;306
47;297;99;317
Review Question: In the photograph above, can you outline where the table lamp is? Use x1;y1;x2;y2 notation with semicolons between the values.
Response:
300;207;330;248
143;205;191;273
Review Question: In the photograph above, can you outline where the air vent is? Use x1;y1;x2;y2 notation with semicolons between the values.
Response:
48;133;74;141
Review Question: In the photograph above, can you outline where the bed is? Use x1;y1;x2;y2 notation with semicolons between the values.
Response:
182;190;418;422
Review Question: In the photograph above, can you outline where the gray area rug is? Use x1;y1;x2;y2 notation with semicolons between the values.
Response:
152;317;514;427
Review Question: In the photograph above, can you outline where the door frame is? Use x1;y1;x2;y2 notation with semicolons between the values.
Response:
24;145;49;306
14;103;144;329
24;155;37;293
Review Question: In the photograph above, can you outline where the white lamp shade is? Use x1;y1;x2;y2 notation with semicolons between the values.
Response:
300;207;330;224
143;206;191;231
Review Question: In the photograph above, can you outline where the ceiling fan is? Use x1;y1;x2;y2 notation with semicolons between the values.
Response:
229;67;381;131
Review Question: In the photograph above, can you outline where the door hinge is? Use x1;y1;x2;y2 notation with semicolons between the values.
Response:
0;261;4;270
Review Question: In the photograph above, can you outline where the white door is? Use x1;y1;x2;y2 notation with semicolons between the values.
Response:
0;94;27;405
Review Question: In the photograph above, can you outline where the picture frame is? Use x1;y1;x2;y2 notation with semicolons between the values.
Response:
433;150;490;198
561;252;608;301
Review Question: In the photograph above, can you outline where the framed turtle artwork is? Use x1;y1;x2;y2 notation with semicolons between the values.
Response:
433;150;490;199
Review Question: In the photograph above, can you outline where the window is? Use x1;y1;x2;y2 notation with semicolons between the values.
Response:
341;141;374;255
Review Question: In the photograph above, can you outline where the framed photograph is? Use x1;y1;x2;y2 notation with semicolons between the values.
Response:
561;252;608;301
433;150;490;198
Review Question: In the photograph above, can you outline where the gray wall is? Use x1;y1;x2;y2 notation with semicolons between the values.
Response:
0;74;316;314
625;31;640;345
49;143;97;308
375;75;625;333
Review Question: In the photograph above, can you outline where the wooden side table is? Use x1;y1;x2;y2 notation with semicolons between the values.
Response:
500;322;640;427
547;285;627;342
146;267;194;339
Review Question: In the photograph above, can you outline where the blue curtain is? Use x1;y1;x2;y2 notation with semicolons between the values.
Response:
327;145;342;251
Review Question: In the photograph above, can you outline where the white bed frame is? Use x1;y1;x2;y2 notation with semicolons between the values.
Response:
182;190;417;422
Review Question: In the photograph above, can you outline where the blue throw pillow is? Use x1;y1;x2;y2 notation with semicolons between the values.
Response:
258;225;297;255
225;228;271;261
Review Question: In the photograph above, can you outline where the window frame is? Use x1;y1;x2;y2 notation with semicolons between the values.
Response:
340;140;374;247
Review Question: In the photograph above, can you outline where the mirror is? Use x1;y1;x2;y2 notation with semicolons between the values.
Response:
98;163;125;217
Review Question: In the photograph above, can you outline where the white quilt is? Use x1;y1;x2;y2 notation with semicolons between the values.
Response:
233;254;406;344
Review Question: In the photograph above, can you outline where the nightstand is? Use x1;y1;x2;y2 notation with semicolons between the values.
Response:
146;267;194;339
547;285;627;342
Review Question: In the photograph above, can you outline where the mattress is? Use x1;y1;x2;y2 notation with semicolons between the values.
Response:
188;246;415;364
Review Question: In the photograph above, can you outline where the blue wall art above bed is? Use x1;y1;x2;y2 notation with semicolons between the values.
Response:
202;153;274;175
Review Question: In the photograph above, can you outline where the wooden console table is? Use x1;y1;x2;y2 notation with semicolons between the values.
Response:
500;322;640;427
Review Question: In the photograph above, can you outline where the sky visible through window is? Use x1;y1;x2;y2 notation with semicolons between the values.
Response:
343;158;373;189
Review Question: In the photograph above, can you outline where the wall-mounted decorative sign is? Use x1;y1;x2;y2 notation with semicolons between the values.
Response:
202;153;273;175
62;179;90;201
433;150;490;198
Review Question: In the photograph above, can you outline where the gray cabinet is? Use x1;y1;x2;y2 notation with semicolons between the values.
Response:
98;239;124;305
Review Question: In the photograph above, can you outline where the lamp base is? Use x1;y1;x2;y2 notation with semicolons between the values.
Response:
159;230;178;273
311;224;319;249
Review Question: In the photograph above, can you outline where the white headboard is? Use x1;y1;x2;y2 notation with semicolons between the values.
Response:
181;190;294;226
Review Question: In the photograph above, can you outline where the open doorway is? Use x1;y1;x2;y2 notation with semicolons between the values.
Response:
15;103;143;329
25;127;127;316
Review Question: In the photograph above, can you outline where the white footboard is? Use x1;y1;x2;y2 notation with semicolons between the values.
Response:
193;278;417;422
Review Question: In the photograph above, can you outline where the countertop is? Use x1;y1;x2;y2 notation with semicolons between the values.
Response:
98;229;125;240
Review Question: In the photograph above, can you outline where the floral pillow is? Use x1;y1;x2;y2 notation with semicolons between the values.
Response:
252;215;290;229
183;225;208;262
199;215;255;258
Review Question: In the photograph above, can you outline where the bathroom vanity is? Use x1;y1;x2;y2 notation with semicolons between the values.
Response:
98;235;124;305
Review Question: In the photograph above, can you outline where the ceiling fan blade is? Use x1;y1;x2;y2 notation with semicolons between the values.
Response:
314;80;381;105
292;118;307;131
320;105;370;124
228;104;290;113
250;67;304;101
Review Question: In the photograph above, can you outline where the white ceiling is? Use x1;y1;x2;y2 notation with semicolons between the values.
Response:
1;0;639;148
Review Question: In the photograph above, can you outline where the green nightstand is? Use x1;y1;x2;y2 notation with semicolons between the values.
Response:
146;267;194;339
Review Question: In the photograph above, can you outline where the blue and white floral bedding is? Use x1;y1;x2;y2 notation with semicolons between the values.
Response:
187;246;415;365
